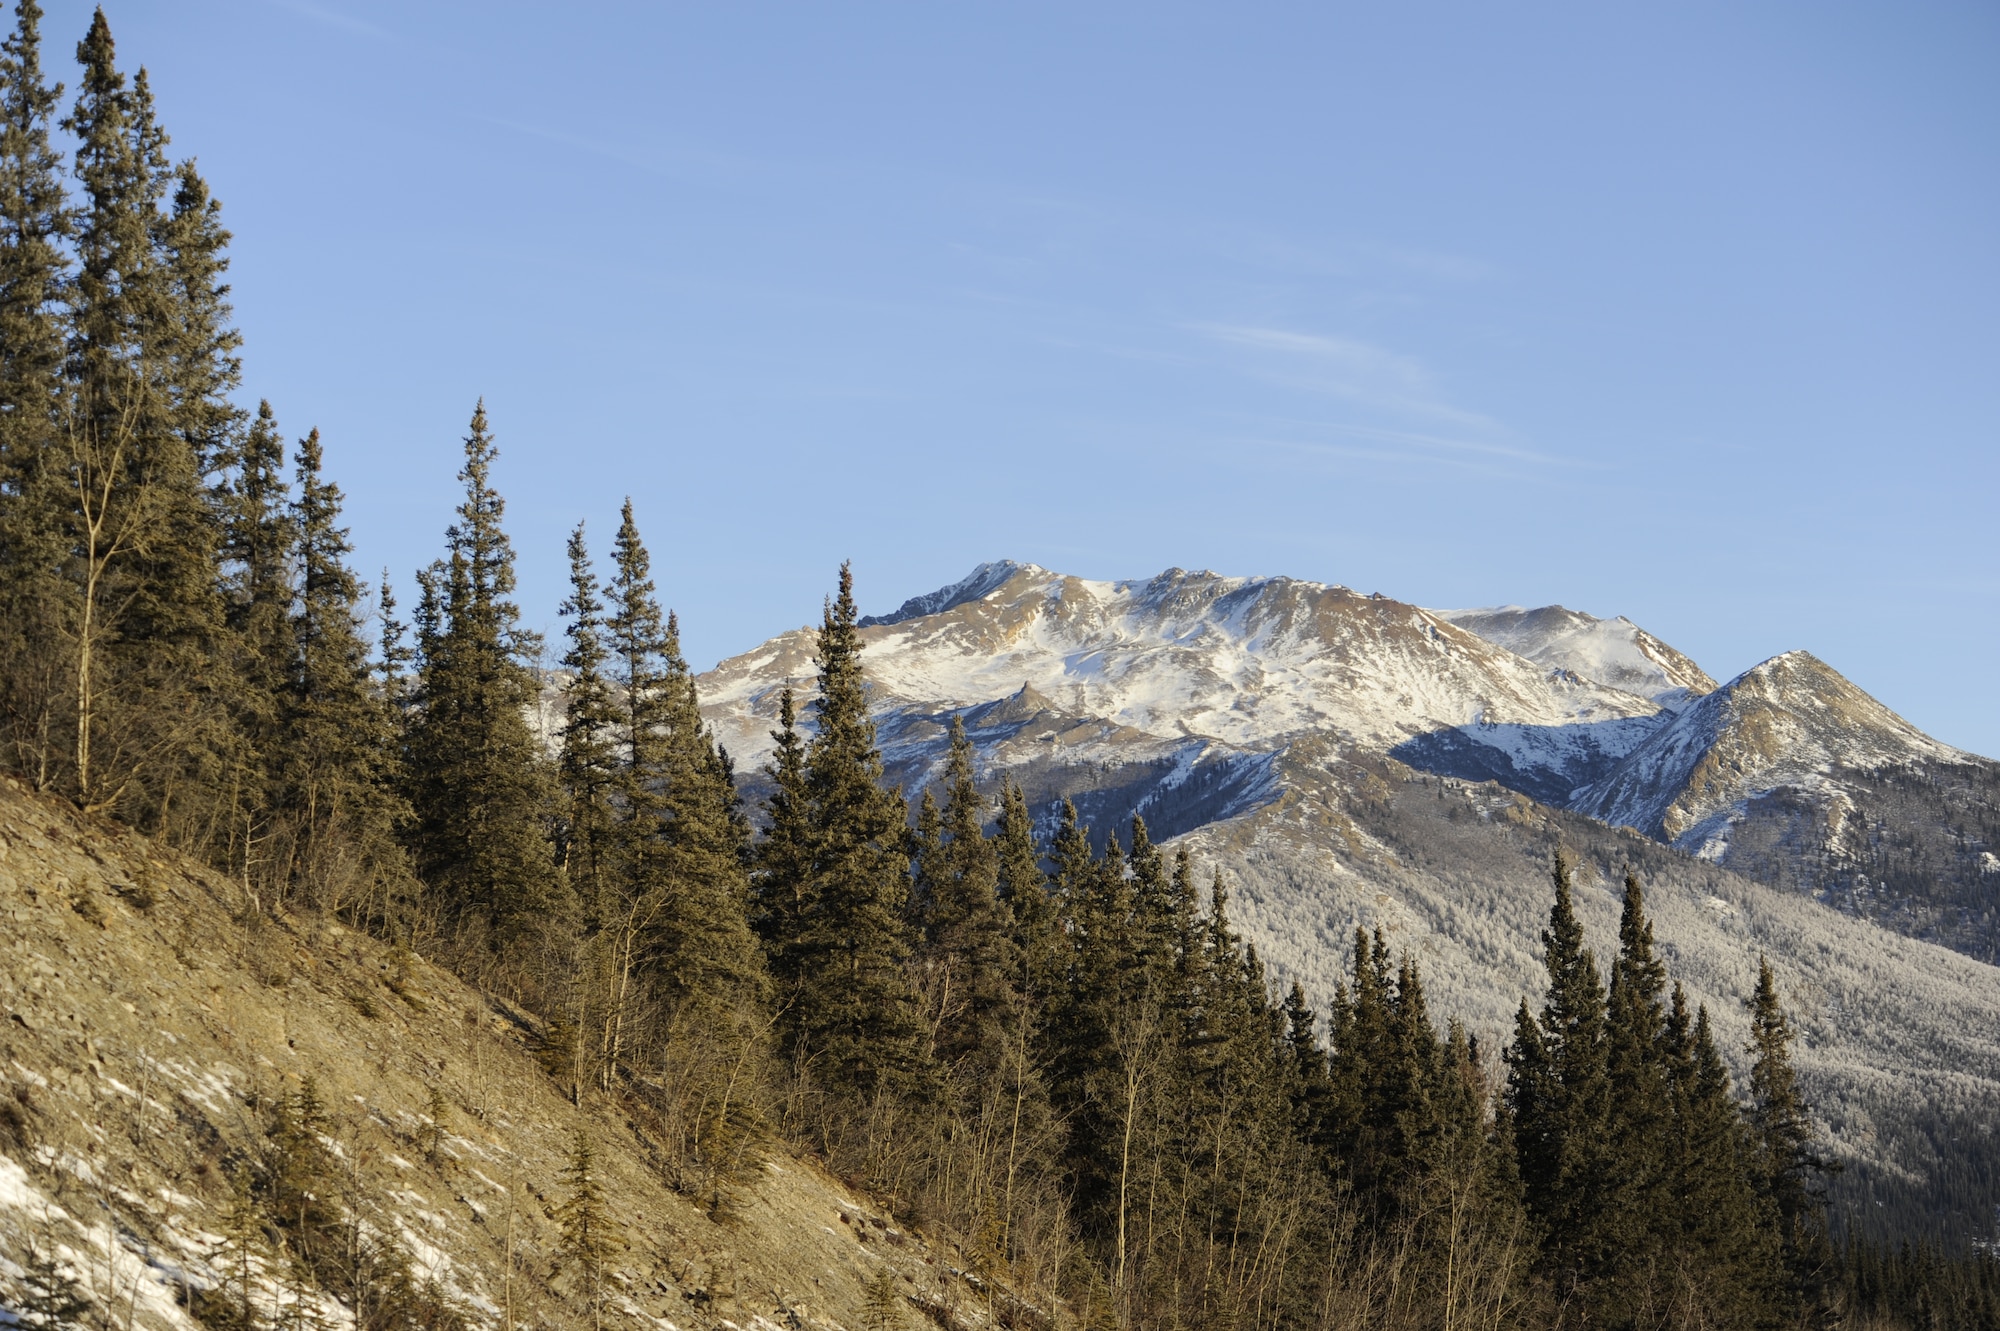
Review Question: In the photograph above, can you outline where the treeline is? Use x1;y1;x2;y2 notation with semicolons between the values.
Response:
0;7;1984;1330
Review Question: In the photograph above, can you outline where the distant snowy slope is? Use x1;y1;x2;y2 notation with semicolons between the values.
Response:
700;564;1664;779
694;562;1999;963
1435;604;1717;708
1570;650;1967;852
858;560;1034;627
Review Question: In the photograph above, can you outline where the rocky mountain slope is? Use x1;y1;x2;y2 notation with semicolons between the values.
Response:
0;778;1031;1331
1433;604;1718;709
697;561;2000;1240
703;563;1668;835
709;561;1997;961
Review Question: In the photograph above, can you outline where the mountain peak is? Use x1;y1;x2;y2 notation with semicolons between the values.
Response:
1571;648;1966;848
1435;602;1717;707
859;560;1045;627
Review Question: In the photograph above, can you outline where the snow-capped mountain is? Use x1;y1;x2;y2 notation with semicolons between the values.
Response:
698;560;1997;961
691;560;2000;1242
704;562;1664;784
1571;650;1964;850
1434;604;1717;709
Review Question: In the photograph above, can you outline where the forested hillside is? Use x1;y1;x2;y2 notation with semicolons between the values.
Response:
0;6;1993;1330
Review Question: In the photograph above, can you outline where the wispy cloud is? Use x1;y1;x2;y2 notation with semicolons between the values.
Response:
1189;322;1503;432
265;0;391;40
1234;418;1582;477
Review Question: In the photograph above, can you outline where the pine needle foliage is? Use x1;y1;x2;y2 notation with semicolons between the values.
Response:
402;403;556;953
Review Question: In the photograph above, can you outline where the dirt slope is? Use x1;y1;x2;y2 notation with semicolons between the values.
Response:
0;778;1024;1331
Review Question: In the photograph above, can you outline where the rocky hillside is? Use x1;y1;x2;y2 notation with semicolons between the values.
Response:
0;778;1034;1331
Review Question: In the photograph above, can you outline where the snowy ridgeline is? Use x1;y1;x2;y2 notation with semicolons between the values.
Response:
693;562;1990;888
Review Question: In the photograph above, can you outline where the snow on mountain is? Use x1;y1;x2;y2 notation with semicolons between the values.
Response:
1435;604;1717;709
700;564;1667;791
858;560;1036;627
685;563;2000;1235
1570;650;1968;856
696;562;1998;962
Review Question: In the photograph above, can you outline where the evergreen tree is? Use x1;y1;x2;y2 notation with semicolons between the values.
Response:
1747;955;1834;1292
913;715;1016;1077
402;403;555;950
153;158;243;480
1662;985;1783;1328
14;1238;92;1331
1507;851;1611;1303
1601;871;1672;1309
1280;980;1333;1148
752;685;811;979
277;427;409;919
992;779;1052;1000
60;11;235;836
1328;926;1394;1195
0;0;75;790
610;502;765;1038
782;563;923;1103
554;1132;618;1331
219;400;290;892
555;522;615;914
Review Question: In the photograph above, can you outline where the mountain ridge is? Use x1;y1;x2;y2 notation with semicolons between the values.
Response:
700;556;2000;970
700;557;2000;1242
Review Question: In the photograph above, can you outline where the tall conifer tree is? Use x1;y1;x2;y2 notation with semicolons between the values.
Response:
753;686;811;979
913;716;1016;1078
277;427;408;920
1602;871;1672;1305
0;0;74;788
1747;956;1833;1295
993;778;1055;1002
403;403;555;949
616;504;764;1028
556;522;615;916
60;12;234;832
782;563;923;1103
216;399;290;889
1507;851;1612;1302
1662;985;1782;1328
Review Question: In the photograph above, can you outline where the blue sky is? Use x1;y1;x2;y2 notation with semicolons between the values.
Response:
49;1;2000;755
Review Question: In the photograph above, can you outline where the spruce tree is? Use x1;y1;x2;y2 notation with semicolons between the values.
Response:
1747;956;1833;1292
914;715;1016;1077
60;11;235;835
1380;953;1444;1209
15;1238;92;1331
1508;851;1611;1301
993;778;1055;999
0;0;74;789
1281;980;1333;1148
1601;871;1672;1306
1663;986;1783;1328
556;522;615;915
784;563;923;1102
610;502;765;1035
153;158;243;480
402;403;556;950
218;400;290;892
595;502;677;1083
555;1132;618;1331
752;685;811;978
277;427;409;919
